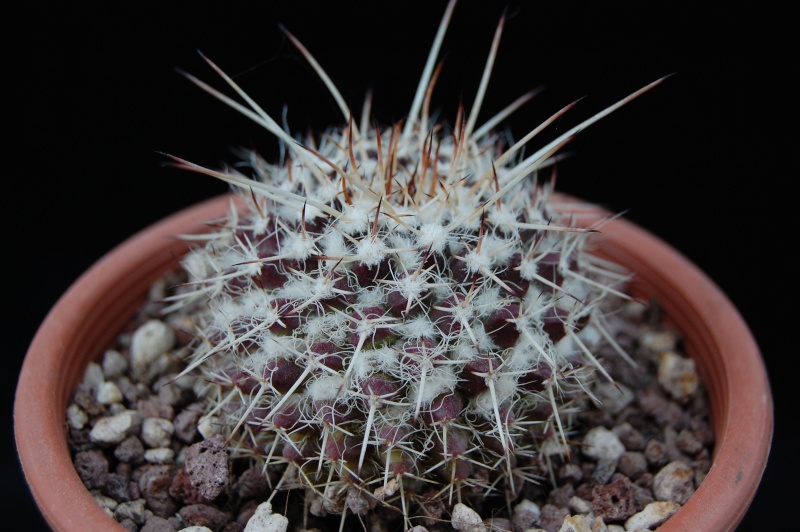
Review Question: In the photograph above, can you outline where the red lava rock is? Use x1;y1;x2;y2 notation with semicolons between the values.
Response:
185;434;229;501
591;476;637;522
169;468;205;505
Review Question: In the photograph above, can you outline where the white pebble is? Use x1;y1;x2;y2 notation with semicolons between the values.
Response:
141;417;175;448
244;502;288;532
582;426;625;461
89;410;141;445
82;362;105;394
451;503;486;532
197;416;220;439
514;499;540;515
640;330;677;352
178;528;213;532
559;514;593;532
541;437;569;457
173;373;196;391
66;403;88;430
657;351;698;400
593;381;635;414
512;498;541;532
102;349;128;379
624;500;680;530
131;320;175;378
591;517;610;532
93;493;118;511
96;381;123;404
653;461;695;504
144;447;175;464
568;496;592;515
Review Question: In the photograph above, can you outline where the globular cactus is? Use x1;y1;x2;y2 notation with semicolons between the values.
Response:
165;0;664;528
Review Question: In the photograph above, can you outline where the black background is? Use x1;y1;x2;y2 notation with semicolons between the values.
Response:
8;1;790;529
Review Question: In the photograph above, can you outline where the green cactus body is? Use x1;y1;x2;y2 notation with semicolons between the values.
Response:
166;0;663;527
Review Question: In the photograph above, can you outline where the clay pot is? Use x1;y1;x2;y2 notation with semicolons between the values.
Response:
15;193;772;531
552;196;773;530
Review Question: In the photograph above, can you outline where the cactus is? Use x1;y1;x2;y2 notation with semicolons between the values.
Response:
164;0;666;528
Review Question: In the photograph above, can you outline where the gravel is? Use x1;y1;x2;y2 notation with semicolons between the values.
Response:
65;272;714;532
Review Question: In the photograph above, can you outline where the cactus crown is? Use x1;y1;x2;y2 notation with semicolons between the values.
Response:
165;0;664;528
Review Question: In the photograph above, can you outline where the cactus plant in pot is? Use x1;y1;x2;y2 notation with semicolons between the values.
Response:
15;1;771;531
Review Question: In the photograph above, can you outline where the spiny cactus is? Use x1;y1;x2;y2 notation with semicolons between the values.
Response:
165;0;665;528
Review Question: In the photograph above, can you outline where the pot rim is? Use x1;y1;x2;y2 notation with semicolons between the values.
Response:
14;193;772;531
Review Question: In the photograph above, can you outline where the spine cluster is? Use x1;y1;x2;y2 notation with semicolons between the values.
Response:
165;0;658;526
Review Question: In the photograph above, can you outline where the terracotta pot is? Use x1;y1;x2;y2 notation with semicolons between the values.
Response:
15;193;772;531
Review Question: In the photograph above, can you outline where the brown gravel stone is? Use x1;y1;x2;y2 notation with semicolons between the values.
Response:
173;402;205;444
538;504;570;532
677;428;703;455
574;482;593;501
73;449;109;489
613;423;646;451
140;515;175;532
617;451;647;479
635;472;654;490
119;517;139;531
117;376;139;404
644;438;668;467
102;472;133;502
639;387;686;428
74;387;107;417
236;499;260;526
137;398;174;420
138;464;178;517
548;483;574;508
114;499;147;525
68;426;93;452
233;466;269;500
115;435;145;464
628;476;656;511
179;503;233;531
